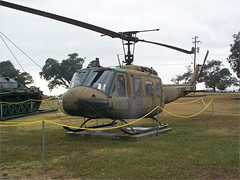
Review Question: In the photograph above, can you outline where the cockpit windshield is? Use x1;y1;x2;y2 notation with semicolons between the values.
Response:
69;70;88;89
69;69;115;94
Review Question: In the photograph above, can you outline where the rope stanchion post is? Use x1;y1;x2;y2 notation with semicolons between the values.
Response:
212;99;214;117
157;107;160;136
42;120;45;170
53;99;54;109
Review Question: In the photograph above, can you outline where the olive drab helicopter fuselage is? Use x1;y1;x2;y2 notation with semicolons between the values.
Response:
59;64;165;120
59;62;201;120
0;1;208;134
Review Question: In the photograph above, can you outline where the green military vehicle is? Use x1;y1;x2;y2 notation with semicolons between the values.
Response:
0;77;43;118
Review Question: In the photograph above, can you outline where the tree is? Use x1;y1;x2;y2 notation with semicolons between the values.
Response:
0;60;19;78
39;53;84;91
216;81;228;91
0;60;34;86
198;60;237;92
170;65;193;84
17;72;34;86
87;58;100;68
227;31;240;79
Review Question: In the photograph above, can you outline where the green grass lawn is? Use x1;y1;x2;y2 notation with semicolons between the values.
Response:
0;93;239;179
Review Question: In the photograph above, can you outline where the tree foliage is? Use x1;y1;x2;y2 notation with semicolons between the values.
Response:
198;60;237;91
0;60;19;78
87;60;97;68
216;81;228;91
0;60;34;86
227;31;240;78
172;60;238;91
39;53;84;91
170;65;193;84
87;58;100;68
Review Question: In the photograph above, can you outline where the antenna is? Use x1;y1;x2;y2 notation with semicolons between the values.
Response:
117;54;122;68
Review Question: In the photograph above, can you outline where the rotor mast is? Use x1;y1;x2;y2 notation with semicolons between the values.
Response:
125;40;134;65
121;29;160;65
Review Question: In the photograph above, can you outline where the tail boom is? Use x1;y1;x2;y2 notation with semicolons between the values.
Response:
163;65;200;104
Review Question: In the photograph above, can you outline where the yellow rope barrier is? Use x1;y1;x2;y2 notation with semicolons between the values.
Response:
0;99;42;104
0;99;213;129
159;99;212;118
201;98;207;107
0;120;42;126
0;97;53;104
171;97;202;104
172;98;208;107
45;106;160;131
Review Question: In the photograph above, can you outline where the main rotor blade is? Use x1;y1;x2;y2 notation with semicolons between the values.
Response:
0;1;121;38
138;39;194;54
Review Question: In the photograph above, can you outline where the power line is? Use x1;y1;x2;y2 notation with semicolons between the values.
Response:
0;31;42;69
0;33;26;72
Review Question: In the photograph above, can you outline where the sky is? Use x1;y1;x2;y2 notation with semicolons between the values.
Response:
0;0;239;95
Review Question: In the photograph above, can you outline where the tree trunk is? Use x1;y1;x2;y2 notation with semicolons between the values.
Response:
213;86;216;92
239;78;240;92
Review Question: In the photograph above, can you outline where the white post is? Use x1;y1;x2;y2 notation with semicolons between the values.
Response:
42;120;45;169
157;107;160;136
212;100;214;117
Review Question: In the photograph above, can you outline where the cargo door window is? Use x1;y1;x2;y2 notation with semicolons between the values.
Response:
145;81;154;96
155;83;161;97
133;78;141;96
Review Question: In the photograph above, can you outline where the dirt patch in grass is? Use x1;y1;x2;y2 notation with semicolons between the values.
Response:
178;165;229;180
206;127;239;136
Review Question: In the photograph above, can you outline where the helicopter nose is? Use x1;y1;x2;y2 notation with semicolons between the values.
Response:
59;87;109;118
59;88;80;116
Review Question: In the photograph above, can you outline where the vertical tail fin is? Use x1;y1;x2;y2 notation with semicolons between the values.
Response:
189;65;200;87
189;50;209;87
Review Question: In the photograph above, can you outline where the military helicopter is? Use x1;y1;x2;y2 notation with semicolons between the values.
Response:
0;1;208;134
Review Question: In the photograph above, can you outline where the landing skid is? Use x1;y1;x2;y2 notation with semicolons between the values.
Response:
63;117;169;135
120;117;169;135
63;118;117;132
121;124;169;135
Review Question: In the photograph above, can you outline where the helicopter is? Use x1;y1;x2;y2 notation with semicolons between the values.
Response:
0;1;208;135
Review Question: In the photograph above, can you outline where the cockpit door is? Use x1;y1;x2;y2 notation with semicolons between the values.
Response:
110;73;128;110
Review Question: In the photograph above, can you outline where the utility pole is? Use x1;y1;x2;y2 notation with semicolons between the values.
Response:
192;36;201;70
